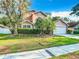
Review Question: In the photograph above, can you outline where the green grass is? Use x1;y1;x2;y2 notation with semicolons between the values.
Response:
49;51;79;59
74;34;79;36
0;34;79;54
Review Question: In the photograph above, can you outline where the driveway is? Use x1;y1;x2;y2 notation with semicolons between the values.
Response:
57;34;79;39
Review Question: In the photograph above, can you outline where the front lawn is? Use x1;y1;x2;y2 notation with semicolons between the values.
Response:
74;34;79;36
0;34;79;54
50;51;79;59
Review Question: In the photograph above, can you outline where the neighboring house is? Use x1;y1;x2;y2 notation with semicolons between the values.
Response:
67;22;79;34
53;19;68;34
0;24;11;34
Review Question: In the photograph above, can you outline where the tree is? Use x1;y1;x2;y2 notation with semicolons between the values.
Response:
70;4;79;16
0;0;30;35
35;16;55;35
35;17;44;34
46;16;55;35
0;17;10;26
52;16;60;21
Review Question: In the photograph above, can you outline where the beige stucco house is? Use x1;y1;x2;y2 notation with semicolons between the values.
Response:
18;10;47;29
67;22;79;34
18;10;68;34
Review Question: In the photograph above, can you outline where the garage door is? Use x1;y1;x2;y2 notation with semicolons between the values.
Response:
53;27;66;35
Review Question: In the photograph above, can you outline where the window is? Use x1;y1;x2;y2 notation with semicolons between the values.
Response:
23;24;31;28
23;25;27;28
27;25;31;28
0;11;1;14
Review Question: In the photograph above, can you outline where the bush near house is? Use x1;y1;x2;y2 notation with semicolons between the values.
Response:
67;30;72;34
17;28;41;34
17;28;50;34
74;30;79;34
67;30;79;34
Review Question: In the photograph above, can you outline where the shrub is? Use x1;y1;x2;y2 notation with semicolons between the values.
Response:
17;28;41;34
67;30;72;34
74;30;79;34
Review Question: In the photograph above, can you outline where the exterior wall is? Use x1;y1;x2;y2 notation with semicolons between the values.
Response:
31;13;38;23
20;11;46;29
30;12;46;23
37;13;45;19
19;22;33;28
55;20;67;27
22;24;32;29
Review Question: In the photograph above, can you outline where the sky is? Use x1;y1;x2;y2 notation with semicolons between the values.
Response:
30;0;79;12
30;0;79;21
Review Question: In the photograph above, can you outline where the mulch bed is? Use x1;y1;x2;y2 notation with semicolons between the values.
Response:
0;46;10;54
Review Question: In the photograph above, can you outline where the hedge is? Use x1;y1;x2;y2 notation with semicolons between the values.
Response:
74;30;79;34
67;30;72;34
17;28;41;34
67;30;79;34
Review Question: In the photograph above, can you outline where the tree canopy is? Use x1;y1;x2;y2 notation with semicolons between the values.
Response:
35;16;55;35
0;0;30;34
70;4;79;16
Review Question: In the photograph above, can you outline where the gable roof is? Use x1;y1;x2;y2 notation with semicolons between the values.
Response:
37;11;47;17
67;22;79;27
24;10;47;23
54;19;68;26
29;10;47;16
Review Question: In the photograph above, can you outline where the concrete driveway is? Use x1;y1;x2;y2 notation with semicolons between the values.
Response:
57;34;79;39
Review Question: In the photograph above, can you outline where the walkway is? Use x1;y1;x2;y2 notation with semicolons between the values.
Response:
0;43;79;59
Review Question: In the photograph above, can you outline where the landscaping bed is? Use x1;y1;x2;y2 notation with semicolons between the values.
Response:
0;34;79;55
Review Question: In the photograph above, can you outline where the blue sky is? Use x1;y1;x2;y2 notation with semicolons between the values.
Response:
30;0;79;12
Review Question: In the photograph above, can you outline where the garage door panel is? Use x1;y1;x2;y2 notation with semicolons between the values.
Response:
54;27;66;34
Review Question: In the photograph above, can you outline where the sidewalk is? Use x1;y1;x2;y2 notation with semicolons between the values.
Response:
57;34;79;39
0;49;51;59
46;43;79;56
0;43;79;59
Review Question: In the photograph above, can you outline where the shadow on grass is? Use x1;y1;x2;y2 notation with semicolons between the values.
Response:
0;34;41;40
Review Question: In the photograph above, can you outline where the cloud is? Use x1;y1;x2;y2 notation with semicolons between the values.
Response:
51;11;79;21
51;11;71;17
69;16;79;21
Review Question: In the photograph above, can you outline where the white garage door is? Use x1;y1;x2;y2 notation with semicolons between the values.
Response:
53;27;66;35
